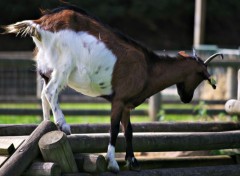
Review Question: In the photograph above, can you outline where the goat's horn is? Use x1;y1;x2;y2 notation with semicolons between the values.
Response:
204;53;224;65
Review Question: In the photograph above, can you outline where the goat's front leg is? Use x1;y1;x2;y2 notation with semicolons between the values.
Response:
106;100;124;173
42;70;71;135
121;109;140;171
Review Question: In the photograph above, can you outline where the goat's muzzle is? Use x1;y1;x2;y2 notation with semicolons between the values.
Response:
207;77;217;89
204;53;224;65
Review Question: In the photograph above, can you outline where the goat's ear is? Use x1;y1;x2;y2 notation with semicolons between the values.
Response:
178;51;189;58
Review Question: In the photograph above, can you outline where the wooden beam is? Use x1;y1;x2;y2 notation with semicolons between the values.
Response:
0;142;15;155
0;120;57;176
1;122;239;136
0;124;37;136
68;131;240;153
70;122;240;133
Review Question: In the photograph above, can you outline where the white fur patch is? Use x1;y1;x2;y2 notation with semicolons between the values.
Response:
106;144;120;172
34;27;117;97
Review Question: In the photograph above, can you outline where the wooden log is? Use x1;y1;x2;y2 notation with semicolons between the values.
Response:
98;164;240;176
68;131;240;153
0;120;57;176
75;154;107;173
70;122;240;133
39;131;78;173
22;162;61;176
1;122;240;136
0;124;37;136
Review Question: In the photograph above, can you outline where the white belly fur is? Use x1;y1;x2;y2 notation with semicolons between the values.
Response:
34;28;117;97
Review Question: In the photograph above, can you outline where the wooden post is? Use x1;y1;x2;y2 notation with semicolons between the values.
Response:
22;162;61;176
226;67;238;99
38;131;78;173
149;93;161;121
75;154;107;173
193;0;206;47
0;120;57;176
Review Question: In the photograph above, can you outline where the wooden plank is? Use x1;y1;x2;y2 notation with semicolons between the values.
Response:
0;120;57;176
68;130;240;153
0;142;15;155
0;137;25;150
0;137;26;167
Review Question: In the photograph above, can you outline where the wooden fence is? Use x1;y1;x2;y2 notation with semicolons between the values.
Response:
1;121;240;175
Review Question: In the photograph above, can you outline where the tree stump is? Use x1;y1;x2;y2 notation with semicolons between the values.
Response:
39;131;78;173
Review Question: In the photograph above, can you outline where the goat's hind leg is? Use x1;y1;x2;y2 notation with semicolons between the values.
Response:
106;100;124;173
121;109;140;171
42;70;71;134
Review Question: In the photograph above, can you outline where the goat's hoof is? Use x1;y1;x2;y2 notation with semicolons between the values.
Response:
107;159;120;173
60;123;71;135
125;157;140;171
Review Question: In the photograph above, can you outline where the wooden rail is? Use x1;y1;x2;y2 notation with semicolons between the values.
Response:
68;130;240;153
0;108;226;116
1;122;239;136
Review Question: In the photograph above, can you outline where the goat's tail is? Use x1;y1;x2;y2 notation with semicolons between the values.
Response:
1;20;41;40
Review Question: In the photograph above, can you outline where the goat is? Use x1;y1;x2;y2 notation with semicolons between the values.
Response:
2;5;223;173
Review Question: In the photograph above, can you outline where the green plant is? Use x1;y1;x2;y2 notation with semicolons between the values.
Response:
193;101;208;120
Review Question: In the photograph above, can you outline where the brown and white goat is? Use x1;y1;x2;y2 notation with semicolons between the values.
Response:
2;6;223;172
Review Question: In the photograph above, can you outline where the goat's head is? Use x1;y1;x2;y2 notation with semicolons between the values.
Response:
176;51;223;103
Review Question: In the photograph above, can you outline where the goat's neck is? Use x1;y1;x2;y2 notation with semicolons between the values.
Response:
149;56;192;91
